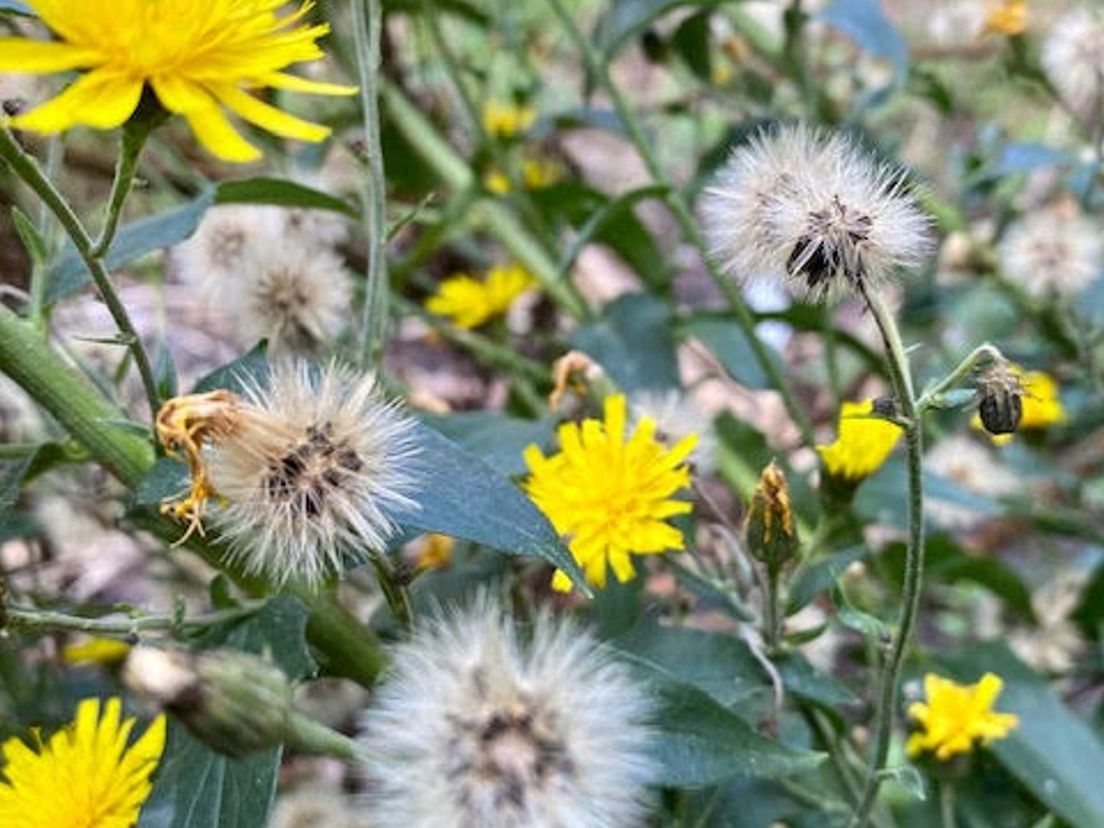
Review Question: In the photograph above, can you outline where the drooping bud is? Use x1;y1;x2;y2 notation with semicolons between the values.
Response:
125;646;293;757
976;362;1023;436
745;460;798;574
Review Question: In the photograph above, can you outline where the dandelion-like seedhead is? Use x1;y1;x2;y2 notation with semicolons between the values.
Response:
1042;8;1104;122
701;125;933;303
998;208;1103;300
242;243;352;354
158;363;418;586
628;389;717;474
359;597;655;828
176;205;279;295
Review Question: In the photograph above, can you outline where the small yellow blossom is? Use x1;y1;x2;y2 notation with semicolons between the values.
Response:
985;1;1028;36
62;637;132;666
907;672;1019;760
483;169;512;196
524;394;697;592
0;697;166;827
482;101;536;138
426;264;535;329
0;0;357;163
817;400;903;482
411;533;455;571
483;158;563;195
973;368;1066;445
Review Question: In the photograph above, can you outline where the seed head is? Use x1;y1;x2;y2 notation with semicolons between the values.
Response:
359;597;655;828
1042;8;1104;124
156;363;418;586
701;125;933;303
997;206;1103;300
175;205;279;295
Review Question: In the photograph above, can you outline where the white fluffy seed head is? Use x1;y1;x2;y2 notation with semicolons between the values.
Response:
629;389;717;473
241;242;353;355
998;207;1103;300
206;362;418;587
1042;8;1104;123
175;205;280;296
700;124;934;303
358;597;655;828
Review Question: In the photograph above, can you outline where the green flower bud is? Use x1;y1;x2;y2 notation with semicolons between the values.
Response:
745;460;798;574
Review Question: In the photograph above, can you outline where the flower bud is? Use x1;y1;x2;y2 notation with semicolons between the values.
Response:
976;364;1023;436
125;646;293;757
745;460;798;574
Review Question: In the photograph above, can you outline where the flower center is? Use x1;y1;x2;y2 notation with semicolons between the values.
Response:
263;422;363;517
788;195;874;290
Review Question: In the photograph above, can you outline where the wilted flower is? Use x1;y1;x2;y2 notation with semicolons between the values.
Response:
241;242;352;354
923;436;1019;530
1042;8;1104;122
0;697;165;828
156;362;418;586
482;101;537;138
629;389;717;473
976;360;1023;436
907;672;1019;760
701;125;933;303
426;264;536;330
745;460;798;573
817;399;903;483
0;0;356;162
997;207;1103;300
359;597;654;828
972;367;1065;445
524;394;696;591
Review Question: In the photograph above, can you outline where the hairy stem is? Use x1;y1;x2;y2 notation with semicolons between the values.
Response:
4;602;264;637
916;342;1001;413
848;286;925;828
0;128;161;420
90;123;149;257
542;0;816;448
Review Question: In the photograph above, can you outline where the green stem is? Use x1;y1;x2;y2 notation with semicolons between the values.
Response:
542;0;816;448
90;124;148;257
0;128;161;420
764;567;782;652
420;0;483;141
284;709;366;761
4;602;264;637
354;0;391;370
848;286;925;828
940;781;958;828
916;342;1000;413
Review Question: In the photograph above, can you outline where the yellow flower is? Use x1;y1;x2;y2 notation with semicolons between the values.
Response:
482;158;562;195
425;264;535;329
62;638;132;666
482;101;536;138
523;394;697;592
907;672;1019;760
985;1;1028;36
817;400;903;482
483;169;512;195
973;368;1066;445
0;0;356;163
0;697;166;828
411;533;455;571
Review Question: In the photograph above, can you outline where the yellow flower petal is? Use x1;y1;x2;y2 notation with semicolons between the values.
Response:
817;399;902;483
260;71;358;96
906;672;1019;761
12;71;143;132
212;85;331;142
0;37;100;72
183;105;262;163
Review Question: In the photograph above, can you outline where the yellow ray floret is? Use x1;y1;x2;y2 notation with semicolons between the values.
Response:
817;399;903;483
907;672;1019;761
426;264;535;329
0;0;356;162
524;394;697;592
0;697;166;828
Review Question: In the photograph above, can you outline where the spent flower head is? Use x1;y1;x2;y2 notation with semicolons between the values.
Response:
701;124;933;303
972;367;1065;445
359;596;654;828
907;672;1019;760
524;394;696;592
1042;8;1104;123
0;697;165;828
998;207;1103;300
0;0;357;162
155;362;418;586
426;264;536;330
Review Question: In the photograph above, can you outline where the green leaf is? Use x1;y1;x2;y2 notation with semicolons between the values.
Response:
940;643;1104;828
389;423;588;593
627;656;824;786
681;317;780;390
774;653;858;709
46;191;215;303
671;10;714;81
214;177;357;217
1;444;85;517
10;206;47;265
593;0;715;58
153;341;178;401
419;412;555;477
192;342;270;394
139;598;314;828
819;0;908;81
787;545;871;614
568;292;680;391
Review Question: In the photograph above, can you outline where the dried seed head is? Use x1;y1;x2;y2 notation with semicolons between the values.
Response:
701;124;933;303
359;597;654;828
976;363;1023;436
156;363;418;586
997;206;1103;300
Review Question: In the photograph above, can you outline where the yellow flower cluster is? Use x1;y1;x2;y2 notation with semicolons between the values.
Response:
426;264;536;329
0;0;356;162
484;158;564;195
524;395;697;592
482;101;537;139
907;672;1019;761
817;399;903;483
0;697;166;828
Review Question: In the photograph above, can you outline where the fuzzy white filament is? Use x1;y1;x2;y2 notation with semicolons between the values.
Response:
207;363;418;586
359;597;655;828
998;208;1103;300
700;124;933;303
